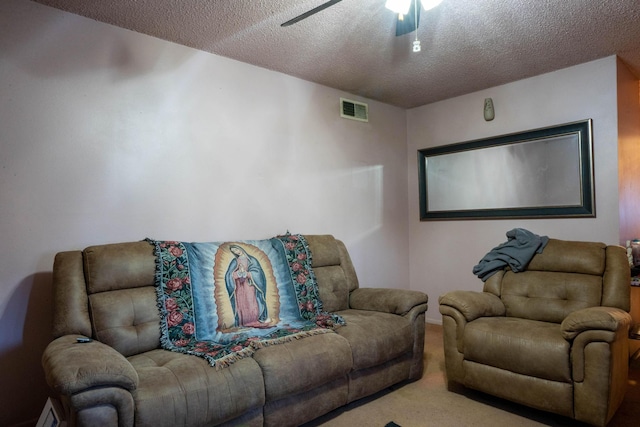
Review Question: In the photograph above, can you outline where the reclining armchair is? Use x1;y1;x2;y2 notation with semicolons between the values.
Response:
439;238;632;427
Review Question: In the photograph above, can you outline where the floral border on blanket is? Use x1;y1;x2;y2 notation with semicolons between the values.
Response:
147;233;345;369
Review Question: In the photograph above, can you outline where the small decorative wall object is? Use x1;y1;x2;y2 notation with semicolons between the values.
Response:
417;119;595;220
484;98;495;121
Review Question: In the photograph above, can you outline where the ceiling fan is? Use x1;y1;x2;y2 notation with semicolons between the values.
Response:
281;0;443;37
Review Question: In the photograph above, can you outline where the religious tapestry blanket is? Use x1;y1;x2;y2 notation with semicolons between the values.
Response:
147;233;345;368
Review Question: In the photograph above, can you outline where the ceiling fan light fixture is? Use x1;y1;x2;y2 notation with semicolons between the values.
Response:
421;0;443;11
385;0;412;15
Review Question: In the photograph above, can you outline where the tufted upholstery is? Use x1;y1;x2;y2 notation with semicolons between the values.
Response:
439;238;632;427
43;235;428;427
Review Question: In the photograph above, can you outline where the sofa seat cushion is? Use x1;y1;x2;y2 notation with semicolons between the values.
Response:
335;309;413;370
128;350;265;427
252;332;352;402
464;317;571;383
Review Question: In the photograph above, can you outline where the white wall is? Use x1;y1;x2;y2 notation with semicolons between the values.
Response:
3;1;635;424
407;56;621;323
0;1;409;425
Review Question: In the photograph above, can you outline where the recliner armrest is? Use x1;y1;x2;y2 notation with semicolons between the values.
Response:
349;288;428;316
563;306;631;385
561;306;631;340
42;335;139;395
438;290;505;322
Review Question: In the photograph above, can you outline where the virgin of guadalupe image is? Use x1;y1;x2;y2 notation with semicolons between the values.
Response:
224;245;270;329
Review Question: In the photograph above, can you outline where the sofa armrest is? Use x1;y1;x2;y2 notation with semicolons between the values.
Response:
42;335;139;395
562;306;631;386
438;290;505;322
349;288;428;316
561;306;632;340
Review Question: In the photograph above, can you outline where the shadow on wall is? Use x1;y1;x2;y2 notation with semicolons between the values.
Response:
0;272;54;427
2;0;196;82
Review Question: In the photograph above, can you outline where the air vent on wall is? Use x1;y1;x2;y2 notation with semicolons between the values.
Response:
340;98;369;122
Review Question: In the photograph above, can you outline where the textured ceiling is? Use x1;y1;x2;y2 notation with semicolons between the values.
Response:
30;0;640;108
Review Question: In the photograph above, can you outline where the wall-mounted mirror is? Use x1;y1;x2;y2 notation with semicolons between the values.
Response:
418;119;594;220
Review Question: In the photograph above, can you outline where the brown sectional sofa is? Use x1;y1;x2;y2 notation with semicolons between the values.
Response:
42;235;428;426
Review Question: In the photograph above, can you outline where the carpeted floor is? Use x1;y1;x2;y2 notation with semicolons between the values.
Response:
303;323;640;427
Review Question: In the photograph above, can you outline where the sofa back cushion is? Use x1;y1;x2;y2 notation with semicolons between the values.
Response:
485;239;630;323
501;271;602;323
306;235;359;312
527;239;606;274
84;242;160;356
89;287;160;356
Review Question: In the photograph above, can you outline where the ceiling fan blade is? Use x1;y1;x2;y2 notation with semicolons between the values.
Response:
281;0;343;27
